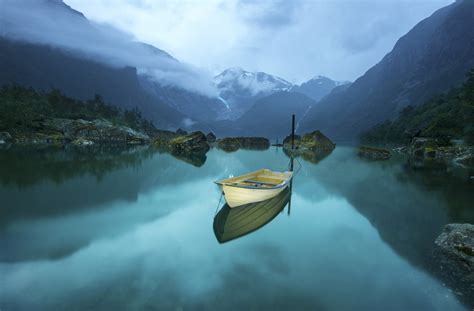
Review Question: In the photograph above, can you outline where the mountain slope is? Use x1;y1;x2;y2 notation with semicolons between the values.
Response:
233;91;317;139
290;76;346;102
300;0;474;140
0;37;184;128
0;0;227;128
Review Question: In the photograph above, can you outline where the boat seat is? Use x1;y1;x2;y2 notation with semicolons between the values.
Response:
244;179;279;186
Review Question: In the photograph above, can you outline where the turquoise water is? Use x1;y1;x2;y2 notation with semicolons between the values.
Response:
1;146;473;310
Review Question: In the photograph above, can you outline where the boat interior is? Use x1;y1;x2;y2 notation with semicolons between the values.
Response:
216;169;292;189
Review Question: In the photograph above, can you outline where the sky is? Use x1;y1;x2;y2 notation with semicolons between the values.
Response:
65;0;453;83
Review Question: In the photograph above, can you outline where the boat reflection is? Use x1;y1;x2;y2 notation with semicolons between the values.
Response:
213;186;292;243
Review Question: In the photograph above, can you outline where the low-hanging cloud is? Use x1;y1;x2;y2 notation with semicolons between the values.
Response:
64;0;453;83
0;0;218;97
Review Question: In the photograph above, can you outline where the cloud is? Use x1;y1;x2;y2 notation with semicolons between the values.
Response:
0;0;218;96
65;0;453;83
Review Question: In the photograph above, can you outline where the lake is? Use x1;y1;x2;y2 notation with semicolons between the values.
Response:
1;145;473;310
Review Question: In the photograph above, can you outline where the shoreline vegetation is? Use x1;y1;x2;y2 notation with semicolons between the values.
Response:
358;69;474;168
0;85;337;166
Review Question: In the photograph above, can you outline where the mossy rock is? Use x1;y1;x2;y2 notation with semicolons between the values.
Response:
357;146;391;161
283;130;335;151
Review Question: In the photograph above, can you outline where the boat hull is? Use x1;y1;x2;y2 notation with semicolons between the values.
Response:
221;183;288;208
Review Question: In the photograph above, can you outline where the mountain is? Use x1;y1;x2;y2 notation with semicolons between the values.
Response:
290;76;347;102
214;67;292;119
300;0;474;141
235;91;316;139
138;77;227;123
0;37;184;129
0;0;227;129
198;91;316;139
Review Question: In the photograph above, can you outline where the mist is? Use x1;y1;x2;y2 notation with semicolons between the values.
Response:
0;0;218;97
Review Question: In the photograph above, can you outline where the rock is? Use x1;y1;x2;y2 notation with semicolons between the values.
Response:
217;137;270;152
357;146;391;161
410;137;439;159
454;152;474;168
72;138;94;146
206;132;216;143
41;118;150;144
0;132;12;144
434;224;474;302
283;130;335;151
393;146;408;154
169;131;210;154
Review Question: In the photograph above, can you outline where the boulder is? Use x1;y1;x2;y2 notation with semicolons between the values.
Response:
410;137;439;159
206;132;217;143
72;138;94;146
217;137;270;152
169;131;210;154
454;151;474;168
283;130;335;151
357;146;391;161
0;131;12;144
434;224;474;301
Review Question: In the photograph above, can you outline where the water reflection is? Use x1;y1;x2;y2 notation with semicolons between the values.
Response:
0;147;471;310
213;187;291;243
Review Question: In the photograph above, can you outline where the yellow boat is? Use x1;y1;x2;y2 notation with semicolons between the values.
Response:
213;187;291;243
215;168;293;208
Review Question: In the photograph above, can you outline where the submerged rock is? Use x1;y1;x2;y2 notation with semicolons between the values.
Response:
434;224;474;303
0;131;12;144
217;137;270;152
357;146;391;161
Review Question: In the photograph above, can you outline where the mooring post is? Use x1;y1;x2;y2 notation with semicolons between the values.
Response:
291;114;295;150
290;114;295;172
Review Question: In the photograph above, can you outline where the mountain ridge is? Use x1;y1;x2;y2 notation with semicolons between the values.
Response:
300;0;474;140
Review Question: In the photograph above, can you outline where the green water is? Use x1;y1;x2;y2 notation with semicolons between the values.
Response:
1;146;473;310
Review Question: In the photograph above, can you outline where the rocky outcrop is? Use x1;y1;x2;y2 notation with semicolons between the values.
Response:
434;224;474;304
407;137;474;168
217;137;270;152
10;118;150;145
283;130;335;151
357;146;391;161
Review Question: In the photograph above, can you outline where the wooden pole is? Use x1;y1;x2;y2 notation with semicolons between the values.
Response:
290;114;295;172
291;114;295;150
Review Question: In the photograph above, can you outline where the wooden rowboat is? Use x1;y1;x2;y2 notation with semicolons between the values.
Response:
215;168;293;208
213;187;291;243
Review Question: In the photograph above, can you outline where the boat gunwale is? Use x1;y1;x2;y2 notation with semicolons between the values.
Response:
221;179;291;190
214;169;293;190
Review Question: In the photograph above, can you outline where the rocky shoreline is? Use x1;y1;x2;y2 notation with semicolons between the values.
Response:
393;137;474;168
433;224;474;306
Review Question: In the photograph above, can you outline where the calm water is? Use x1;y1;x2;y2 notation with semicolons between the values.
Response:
1;146;473;310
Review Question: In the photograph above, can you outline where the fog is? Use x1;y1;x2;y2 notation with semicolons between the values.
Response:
0;0;218;96
66;0;453;83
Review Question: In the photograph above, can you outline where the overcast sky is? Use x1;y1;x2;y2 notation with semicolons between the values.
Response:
65;0;453;83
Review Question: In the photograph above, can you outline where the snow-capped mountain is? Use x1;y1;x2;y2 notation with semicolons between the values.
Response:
213;67;292;119
215;67;292;96
290;75;349;102
213;68;346;120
